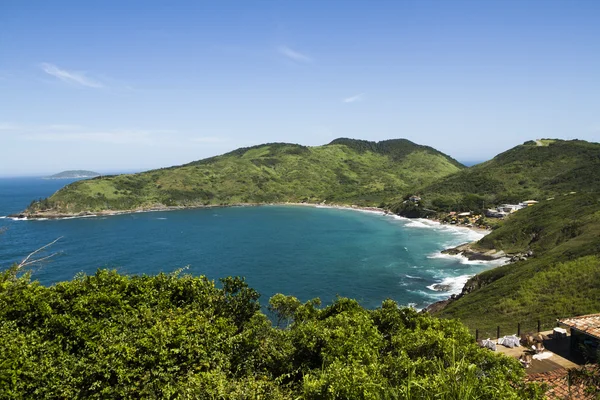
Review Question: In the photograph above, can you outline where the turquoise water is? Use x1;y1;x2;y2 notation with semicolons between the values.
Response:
0;178;503;309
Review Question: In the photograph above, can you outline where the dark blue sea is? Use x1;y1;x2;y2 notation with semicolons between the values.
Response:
0;177;504;309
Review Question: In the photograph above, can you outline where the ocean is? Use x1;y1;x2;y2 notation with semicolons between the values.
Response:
0;177;505;309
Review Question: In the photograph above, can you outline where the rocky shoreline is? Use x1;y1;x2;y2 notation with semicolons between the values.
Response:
423;243;535;314
441;242;506;261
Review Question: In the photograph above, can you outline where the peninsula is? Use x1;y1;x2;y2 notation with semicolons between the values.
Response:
23;138;463;216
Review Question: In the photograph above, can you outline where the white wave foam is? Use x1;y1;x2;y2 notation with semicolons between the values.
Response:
404;220;432;228
60;214;99;220
404;274;423;280
400;217;488;241
427;251;509;266
0;216;6;219
407;289;447;300
425;269;445;279
426;275;471;295
354;209;386;216
388;214;408;221
156;217;167;220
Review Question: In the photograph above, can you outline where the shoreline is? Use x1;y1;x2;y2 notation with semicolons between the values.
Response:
9;201;508;310
7;202;391;222
9;201;490;235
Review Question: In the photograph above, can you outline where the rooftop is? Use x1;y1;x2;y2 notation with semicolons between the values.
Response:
493;330;592;399
527;368;597;400
559;313;600;340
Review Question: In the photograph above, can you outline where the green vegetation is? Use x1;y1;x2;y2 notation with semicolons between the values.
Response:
26;139;463;214
0;267;544;399
45;170;101;179
434;193;600;336
15;137;600;394
391;139;600;215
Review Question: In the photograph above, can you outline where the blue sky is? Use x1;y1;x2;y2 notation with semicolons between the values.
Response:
1;0;599;176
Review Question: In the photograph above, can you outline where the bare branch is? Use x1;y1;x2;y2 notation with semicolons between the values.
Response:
18;236;63;270
19;252;60;268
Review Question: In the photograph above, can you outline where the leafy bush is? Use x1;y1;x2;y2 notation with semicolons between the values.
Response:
0;268;543;399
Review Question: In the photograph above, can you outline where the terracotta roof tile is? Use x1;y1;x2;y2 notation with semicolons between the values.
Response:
526;367;597;400
559;313;600;340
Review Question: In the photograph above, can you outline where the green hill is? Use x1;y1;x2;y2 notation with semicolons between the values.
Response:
433;192;600;336
392;139;600;214
25;138;463;215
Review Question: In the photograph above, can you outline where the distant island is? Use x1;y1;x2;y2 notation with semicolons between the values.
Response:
44;170;101;180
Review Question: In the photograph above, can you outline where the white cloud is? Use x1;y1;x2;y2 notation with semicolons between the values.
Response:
0;123;22;131
25;130;155;145
46;124;83;131
40;63;103;88
1;123;182;147
342;93;365;103
9;123;176;146
277;46;312;63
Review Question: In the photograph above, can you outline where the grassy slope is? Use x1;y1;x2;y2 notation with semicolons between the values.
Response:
434;193;600;335
28;139;463;213
394;139;600;213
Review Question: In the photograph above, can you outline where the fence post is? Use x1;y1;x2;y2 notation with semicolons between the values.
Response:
517;323;521;337
537;320;541;333
475;329;479;341
497;326;500;339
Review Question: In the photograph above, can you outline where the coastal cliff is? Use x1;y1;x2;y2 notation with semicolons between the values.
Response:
428;192;600;333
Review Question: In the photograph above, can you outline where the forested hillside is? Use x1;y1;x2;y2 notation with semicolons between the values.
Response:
391;139;600;214
0;267;544;399
434;193;600;335
24;139;463;215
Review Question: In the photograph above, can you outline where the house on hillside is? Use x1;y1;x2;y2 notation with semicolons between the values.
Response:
498;204;523;213
484;199;538;218
558;313;600;361
409;195;421;203
485;209;508;218
520;200;539;206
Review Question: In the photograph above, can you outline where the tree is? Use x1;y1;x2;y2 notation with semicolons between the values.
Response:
268;293;301;328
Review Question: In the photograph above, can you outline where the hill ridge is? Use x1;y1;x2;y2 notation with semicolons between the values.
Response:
391;138;600;216
24;138;463;216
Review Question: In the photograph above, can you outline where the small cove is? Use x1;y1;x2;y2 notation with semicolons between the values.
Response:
0;178;505;309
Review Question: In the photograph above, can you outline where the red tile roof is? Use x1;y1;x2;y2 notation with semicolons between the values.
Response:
559;313;600;340
527;368;596;400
